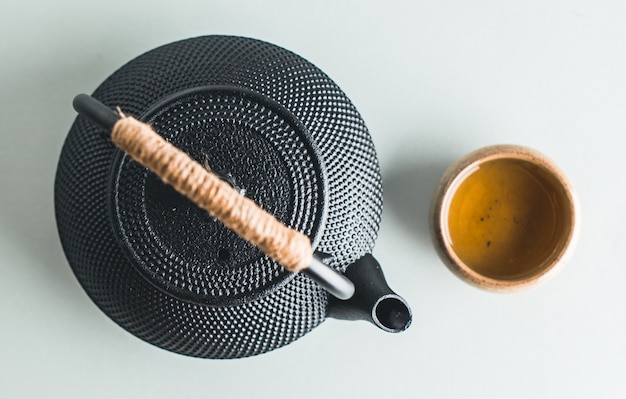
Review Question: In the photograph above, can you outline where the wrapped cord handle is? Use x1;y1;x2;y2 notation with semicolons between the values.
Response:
73;94;355;299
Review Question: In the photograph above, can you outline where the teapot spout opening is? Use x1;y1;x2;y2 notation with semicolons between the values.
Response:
326;254;412;333
373;294;412;333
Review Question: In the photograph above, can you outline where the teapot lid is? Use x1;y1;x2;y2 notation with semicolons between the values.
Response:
111;86;327;305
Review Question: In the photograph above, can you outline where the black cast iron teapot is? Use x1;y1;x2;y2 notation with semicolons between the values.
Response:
54;35;411;358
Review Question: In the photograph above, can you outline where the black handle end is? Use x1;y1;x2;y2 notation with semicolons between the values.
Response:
73;94;120;132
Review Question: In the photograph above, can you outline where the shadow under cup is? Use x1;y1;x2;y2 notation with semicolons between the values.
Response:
430;145;579;291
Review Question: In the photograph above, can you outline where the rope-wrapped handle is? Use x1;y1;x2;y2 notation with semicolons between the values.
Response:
111;114;313;272
72;94;354;299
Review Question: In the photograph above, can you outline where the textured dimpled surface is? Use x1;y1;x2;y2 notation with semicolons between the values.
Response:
55;36;383;358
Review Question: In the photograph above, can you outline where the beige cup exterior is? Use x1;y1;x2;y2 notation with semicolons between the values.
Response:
429;145;579;292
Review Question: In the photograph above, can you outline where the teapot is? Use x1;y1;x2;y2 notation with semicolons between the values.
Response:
54;35;411;358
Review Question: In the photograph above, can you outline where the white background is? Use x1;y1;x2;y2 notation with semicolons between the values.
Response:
1;1;625;397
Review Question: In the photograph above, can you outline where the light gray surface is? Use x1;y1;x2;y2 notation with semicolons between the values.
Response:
1;1;625;397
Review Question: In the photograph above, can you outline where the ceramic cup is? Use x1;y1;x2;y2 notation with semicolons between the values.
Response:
430;145;579;291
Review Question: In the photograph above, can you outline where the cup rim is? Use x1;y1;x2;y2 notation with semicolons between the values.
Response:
430;144;580;292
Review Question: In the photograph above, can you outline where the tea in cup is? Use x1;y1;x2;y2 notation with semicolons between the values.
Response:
430;145;579;291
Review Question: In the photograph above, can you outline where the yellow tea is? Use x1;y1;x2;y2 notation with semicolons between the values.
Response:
446;158;566;280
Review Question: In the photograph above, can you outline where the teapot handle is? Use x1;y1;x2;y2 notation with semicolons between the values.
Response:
73;94;355;299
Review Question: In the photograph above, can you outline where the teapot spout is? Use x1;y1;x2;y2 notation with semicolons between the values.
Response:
326;254;412;333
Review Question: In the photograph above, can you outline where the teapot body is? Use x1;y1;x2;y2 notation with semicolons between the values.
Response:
55;36;384;358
